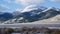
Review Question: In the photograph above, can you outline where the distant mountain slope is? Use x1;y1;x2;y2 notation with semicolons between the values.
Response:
32;15;60;23
0;12;14;23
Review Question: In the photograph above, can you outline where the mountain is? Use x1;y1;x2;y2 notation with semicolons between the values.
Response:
13;5;46;18
32;15;60;23
0;12;14;23
1;5;60;24
14;5;46;18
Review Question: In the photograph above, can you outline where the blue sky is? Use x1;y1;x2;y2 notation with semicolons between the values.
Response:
0;0;60;12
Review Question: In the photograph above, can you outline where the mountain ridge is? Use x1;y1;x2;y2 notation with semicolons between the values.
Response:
0;5;60;24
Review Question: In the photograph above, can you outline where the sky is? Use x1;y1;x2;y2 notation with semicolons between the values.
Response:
0;0;60;12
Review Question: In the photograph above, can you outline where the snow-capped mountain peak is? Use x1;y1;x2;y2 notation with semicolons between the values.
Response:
42;7;54;12
42;7;60;12
21;5;46;13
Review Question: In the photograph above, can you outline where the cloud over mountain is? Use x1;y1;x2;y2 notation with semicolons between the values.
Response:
0;4;10;12
14;0;46;6
3;0;46;6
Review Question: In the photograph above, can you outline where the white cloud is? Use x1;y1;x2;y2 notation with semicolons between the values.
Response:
4;0;46;6
0;4;10;12
51;0;60;2
14;0;46;6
